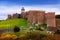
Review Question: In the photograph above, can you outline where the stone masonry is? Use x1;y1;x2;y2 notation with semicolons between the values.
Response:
45;12;56;27
22;10;56;27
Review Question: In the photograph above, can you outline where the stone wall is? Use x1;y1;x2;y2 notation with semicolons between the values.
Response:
13;13;19;19
8;10;58;28
56;19;60;27
8;14;13;19
22;10;56;27
46;12;56;27
8;13;21;19
37;11;45;24
26;10;45;24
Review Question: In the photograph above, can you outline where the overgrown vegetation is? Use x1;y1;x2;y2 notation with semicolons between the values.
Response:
55;29;60;34
39;24;47;29
32;23;47;30
0;31;55;40
13;26;20;32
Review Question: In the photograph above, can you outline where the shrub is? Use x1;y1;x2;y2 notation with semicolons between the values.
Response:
55;29;60;34
19;31;55;40
39;23;47;29
0;31;55;40
1;33;18;40
41;34;55;40
13;26;20;32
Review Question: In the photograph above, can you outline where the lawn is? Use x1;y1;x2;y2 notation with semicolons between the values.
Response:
0;18;28;30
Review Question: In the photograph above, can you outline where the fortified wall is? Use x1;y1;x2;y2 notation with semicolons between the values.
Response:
8;13;21;19
45;12;56;27
7;7;60;31
22;10;56;27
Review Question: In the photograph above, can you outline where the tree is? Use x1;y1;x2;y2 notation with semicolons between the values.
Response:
13;26;20;32
56;15;60;19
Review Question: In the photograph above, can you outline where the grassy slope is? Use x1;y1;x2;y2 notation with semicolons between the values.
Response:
0;18;28;30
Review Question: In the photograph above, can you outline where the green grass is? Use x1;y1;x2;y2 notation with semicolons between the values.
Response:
0;18;28;30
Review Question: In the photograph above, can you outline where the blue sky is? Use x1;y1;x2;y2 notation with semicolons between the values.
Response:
0;0;58;5
0;0;60;20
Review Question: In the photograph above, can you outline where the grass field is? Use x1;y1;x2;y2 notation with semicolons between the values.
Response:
0;18;28;30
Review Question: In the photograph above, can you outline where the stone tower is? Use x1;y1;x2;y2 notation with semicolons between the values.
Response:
46;12;56;27
21;7;25;13
21;7;25;18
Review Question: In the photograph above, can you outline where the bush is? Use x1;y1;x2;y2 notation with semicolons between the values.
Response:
39;24;47;29
13;26;20;32
55;29;60;34
1;34;17;40
19;31;55;40
0;31;55;40
41;34;55;40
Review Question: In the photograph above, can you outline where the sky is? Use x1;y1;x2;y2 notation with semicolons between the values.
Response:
0;0;60;20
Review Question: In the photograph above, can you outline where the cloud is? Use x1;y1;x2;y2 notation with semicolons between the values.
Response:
0;6;20;14
22;5;60;15
0;16;7;20
0;5;60;20
0;5;21;20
